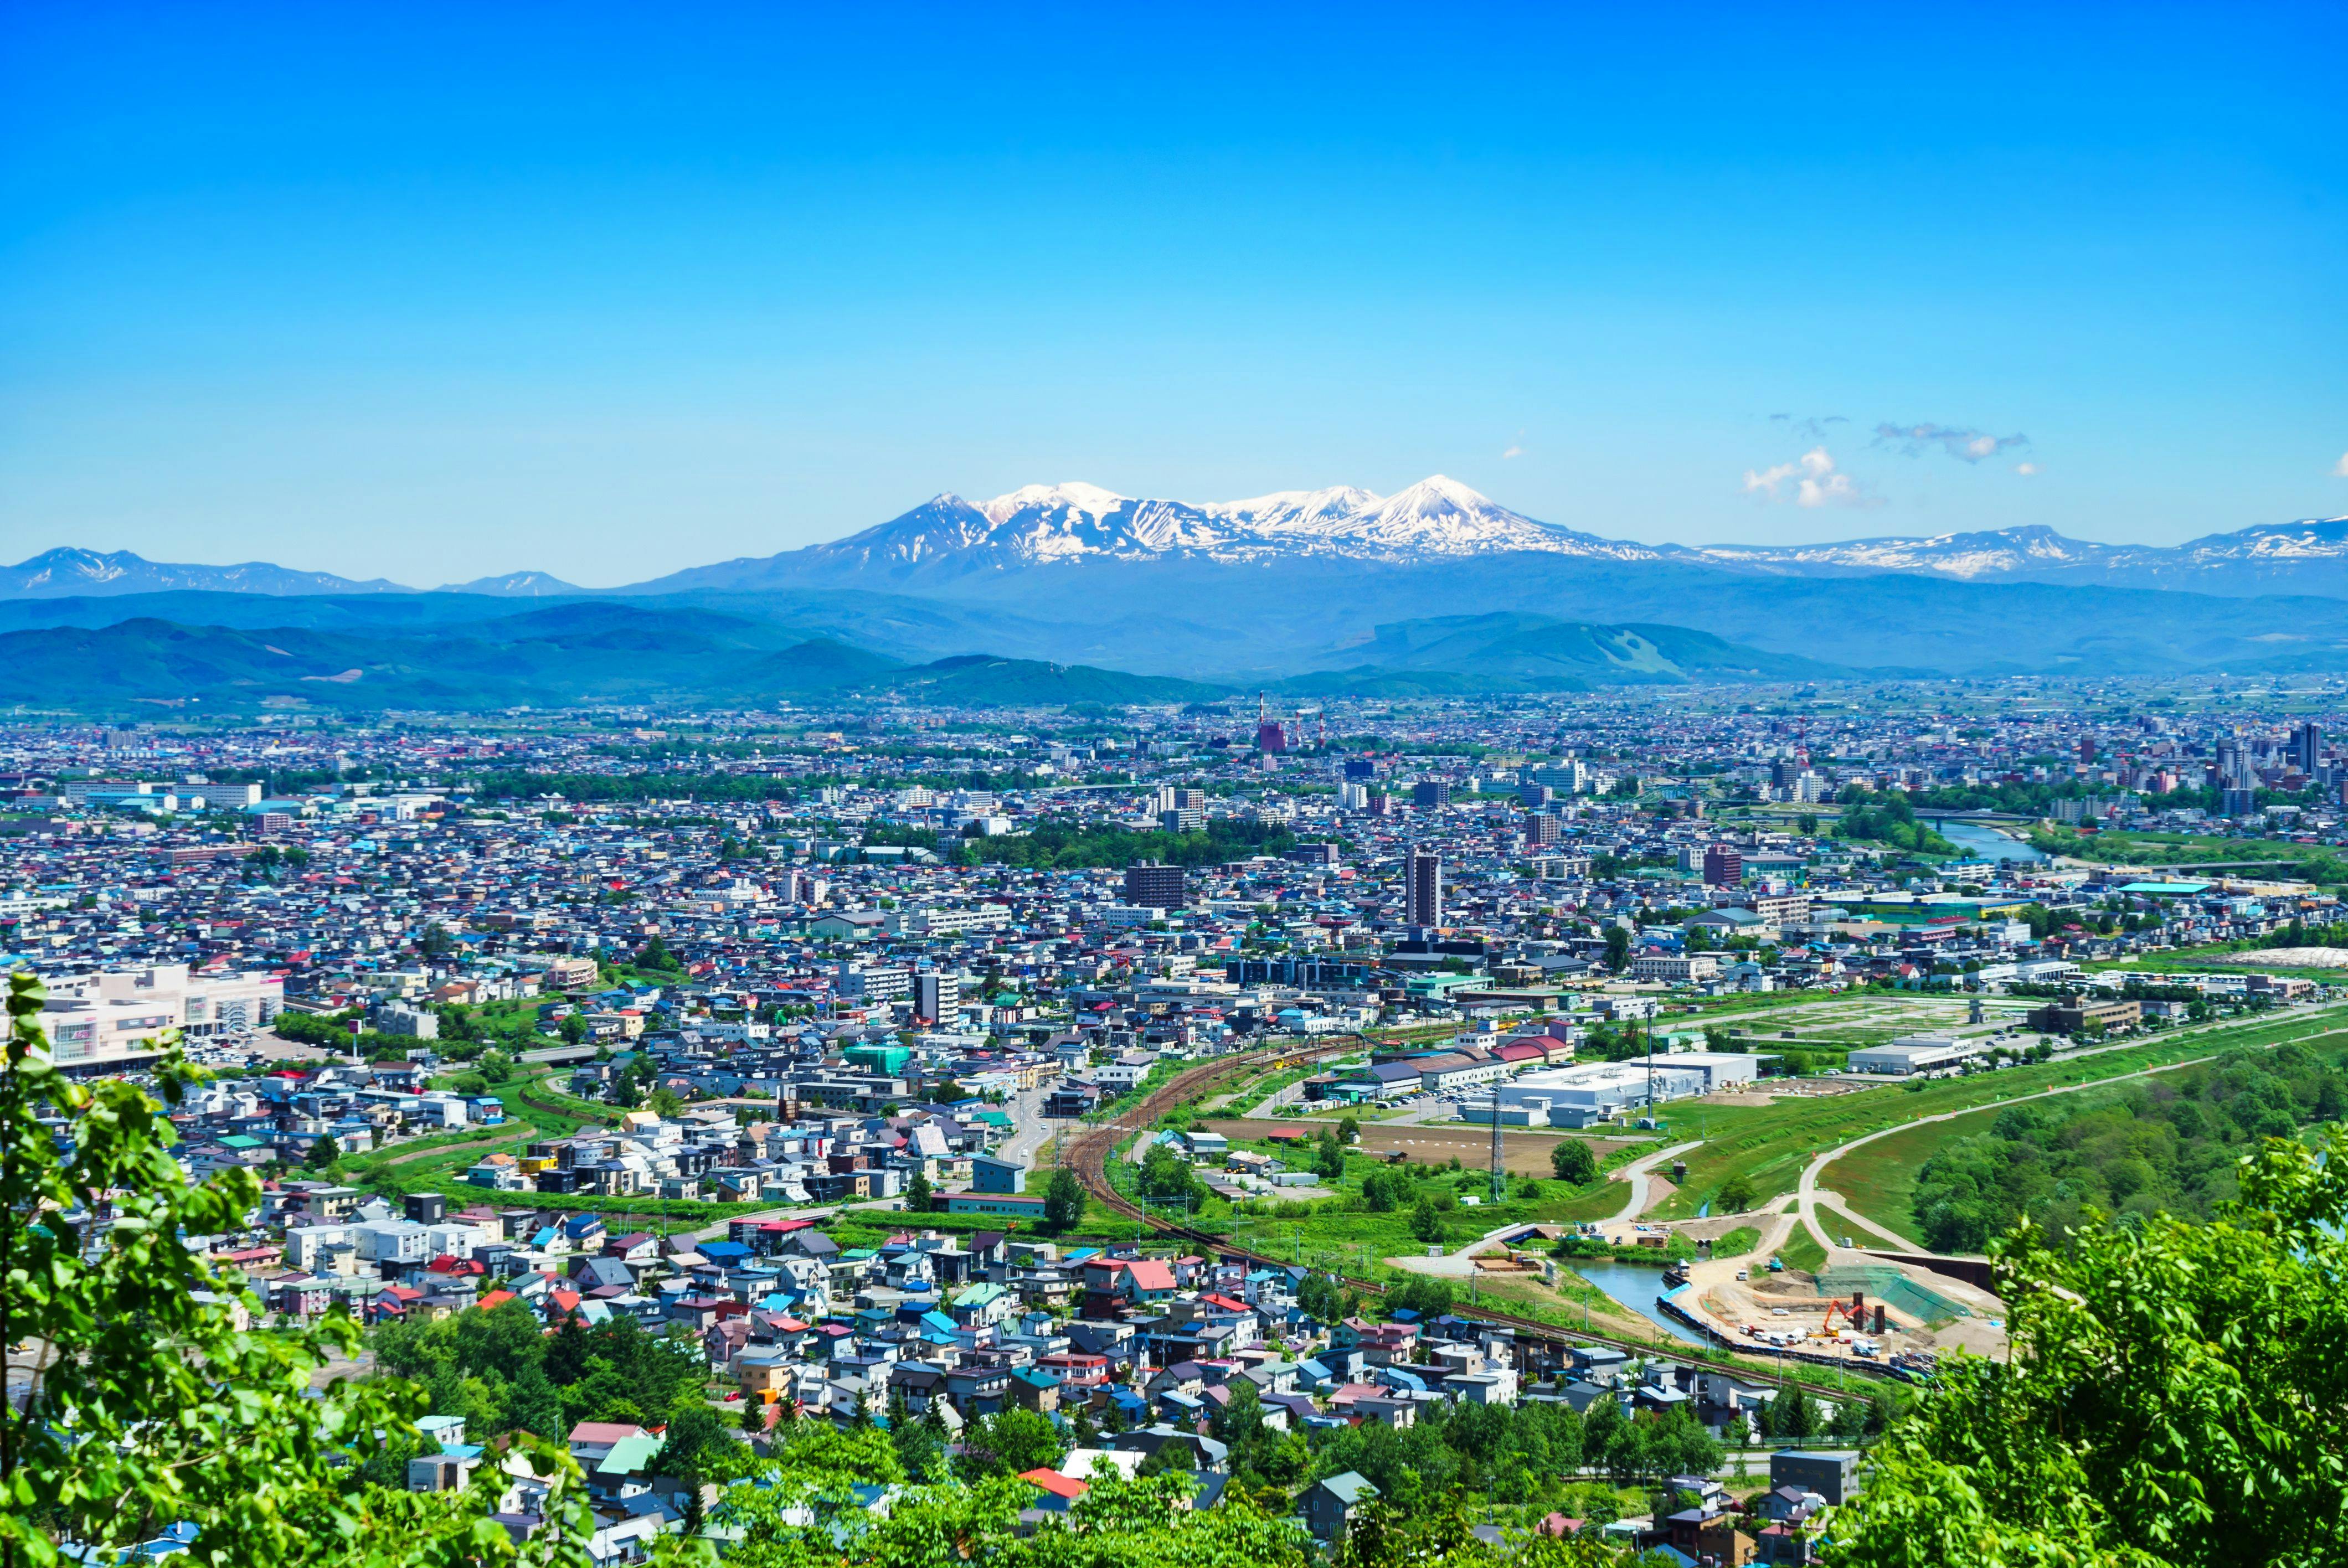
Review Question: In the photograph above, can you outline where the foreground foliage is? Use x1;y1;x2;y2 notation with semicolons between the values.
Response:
1831;1127;2348;1568
0;972;604;1568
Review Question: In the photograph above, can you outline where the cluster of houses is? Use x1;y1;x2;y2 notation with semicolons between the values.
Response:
202;1179;1867;1564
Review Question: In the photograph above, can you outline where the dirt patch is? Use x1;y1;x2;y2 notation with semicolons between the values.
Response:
1201;1118;1641;1176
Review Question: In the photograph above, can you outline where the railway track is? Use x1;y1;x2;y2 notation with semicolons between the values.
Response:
1064;1036;1886;1404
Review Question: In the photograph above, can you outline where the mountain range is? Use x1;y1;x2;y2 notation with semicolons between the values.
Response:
0;604;1826;713
13;478;2348;599
12;476;2348;693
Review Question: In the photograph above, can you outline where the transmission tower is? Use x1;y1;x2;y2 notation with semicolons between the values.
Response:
1490;1078;1505;1204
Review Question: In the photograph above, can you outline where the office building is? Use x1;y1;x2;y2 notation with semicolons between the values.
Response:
2290;722;2321;775
1124;861;1185;910
1405;849;1442;927
1524;813;1563;847
1412;780;1451;811
1701;844;1743;886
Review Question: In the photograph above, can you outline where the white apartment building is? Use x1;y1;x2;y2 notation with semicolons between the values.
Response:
1629;952;1724;984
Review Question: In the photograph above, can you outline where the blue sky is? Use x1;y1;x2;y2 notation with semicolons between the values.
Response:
3;3;2344;587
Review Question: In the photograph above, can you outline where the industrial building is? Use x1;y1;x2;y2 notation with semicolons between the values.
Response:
1491;1052;1758;1127
1847;1034;1981;1075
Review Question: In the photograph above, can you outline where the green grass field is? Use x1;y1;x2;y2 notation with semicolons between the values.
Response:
1709;1225;1763;1258
1775;1225;1827;1273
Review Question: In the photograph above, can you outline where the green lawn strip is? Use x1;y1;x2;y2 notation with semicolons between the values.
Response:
1774;1225;1827;1273
1708;1225;1763;1258
1817;1104;2006;1242
1816;1200;1917;1252
1647;1010;2347;1223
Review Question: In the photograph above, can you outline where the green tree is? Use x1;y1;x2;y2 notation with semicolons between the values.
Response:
1603;925;1633;973
1549;1138;1599;1185
1043;1165;1087;1230
1716;1173;1757;1214
1;973;597;1567
1834;1130;2348;1567
655;1402;746;1489
1409;1194;1448;1245
957;1408;1068;1480
1296;1272;1346;1323
905;1170;934;1213
1139;1143;1203;1208
304;1133;342;1170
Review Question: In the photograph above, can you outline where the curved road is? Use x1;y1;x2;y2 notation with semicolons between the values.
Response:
1606;1139;1706;1226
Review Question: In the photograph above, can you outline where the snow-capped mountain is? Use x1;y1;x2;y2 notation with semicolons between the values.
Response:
651;474;1678;590
1693;524;2122;578
620;475;2348;599
0;548;407;598
1701;517;2348;592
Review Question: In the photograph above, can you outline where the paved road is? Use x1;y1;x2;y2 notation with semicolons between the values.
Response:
1605;1139;1706;1225
994;1082;1058;1170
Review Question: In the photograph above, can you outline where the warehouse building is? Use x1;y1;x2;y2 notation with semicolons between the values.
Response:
1491;1052;1758;1128
1847;1035;1982;1076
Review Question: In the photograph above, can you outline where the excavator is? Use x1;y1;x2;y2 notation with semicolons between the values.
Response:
1810;1298;1856;1341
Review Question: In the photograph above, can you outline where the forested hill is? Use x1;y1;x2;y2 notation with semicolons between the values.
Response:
1912;1036;2348;1252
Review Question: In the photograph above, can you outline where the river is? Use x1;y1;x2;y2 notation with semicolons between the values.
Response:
1571;1260;1716;1348
1928;816;2050;864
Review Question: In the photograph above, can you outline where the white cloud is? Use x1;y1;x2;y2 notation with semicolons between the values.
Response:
1501;445;1524;459
1743;446;1877;508
2332;451;2348;477
1873;421;2030;463
2016;462;2040;476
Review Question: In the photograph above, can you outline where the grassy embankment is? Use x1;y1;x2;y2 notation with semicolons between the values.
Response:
1646;1008;2348;1224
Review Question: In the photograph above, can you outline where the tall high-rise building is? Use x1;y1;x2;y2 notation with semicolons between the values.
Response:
1525;812;1563;846
1405;849;1443;927
1701;844;1743;887
2290;721;2321;775
1124;861;1185;909
1413;780;1451;811
914;971;960;1023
